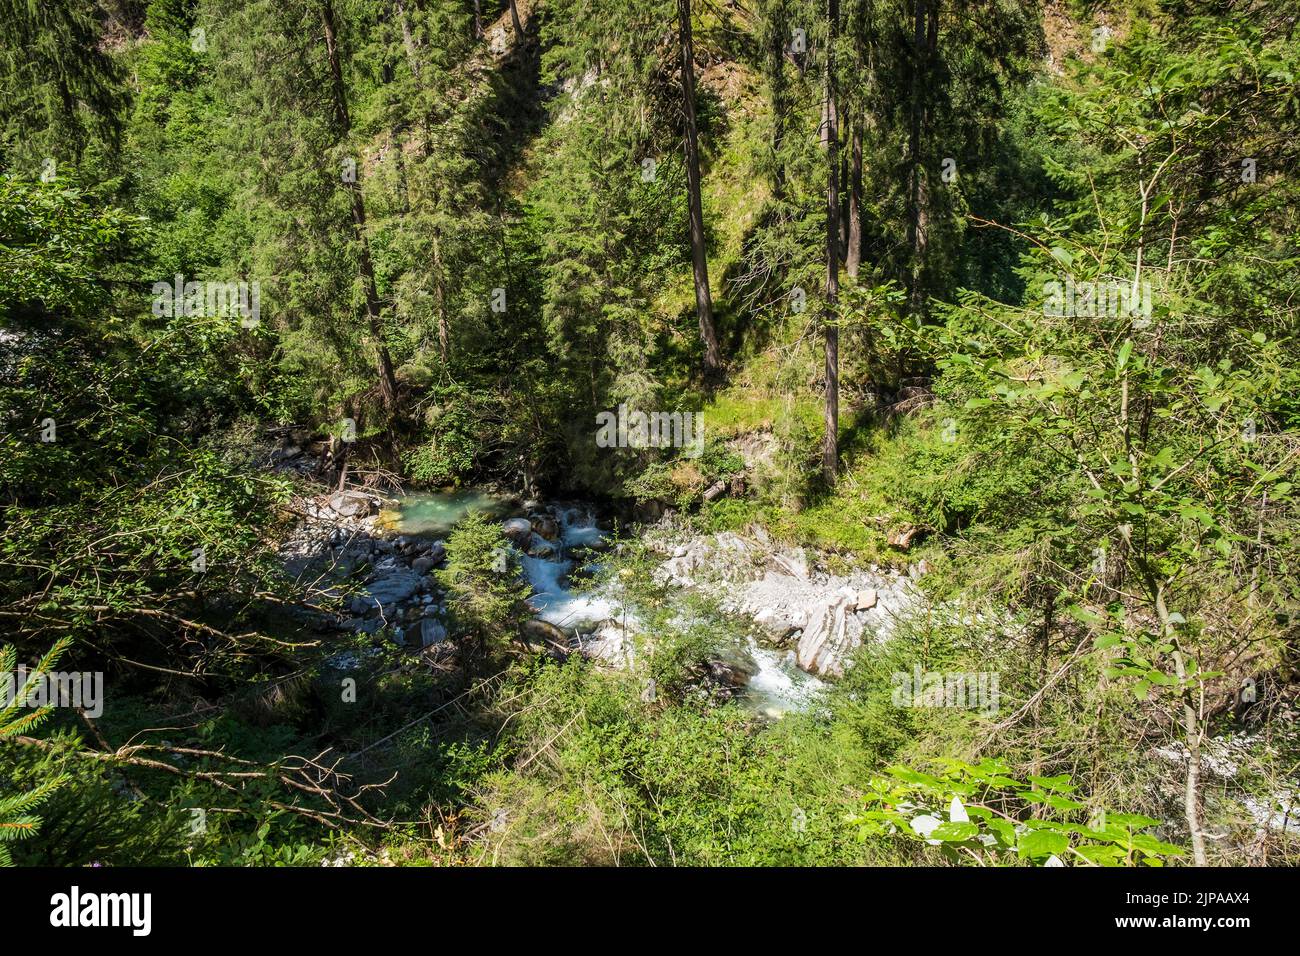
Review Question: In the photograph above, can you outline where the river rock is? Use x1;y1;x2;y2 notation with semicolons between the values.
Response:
521;618;569;649
330;491;376;518
502;517;533;546
583;621;635;668
656;550;704;588
706;651;757;688
1243;793;1300;834
714;531;751;554
768;548;810;580
530;515;560;540
420;617;448;647
753;605;805;640
633;499;667;523
795;592;863;679
359;569;422;615
411;556;436;575
526;533;557;557
647;527;925;680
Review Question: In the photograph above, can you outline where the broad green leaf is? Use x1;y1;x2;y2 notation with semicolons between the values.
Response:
1018;829;1069;860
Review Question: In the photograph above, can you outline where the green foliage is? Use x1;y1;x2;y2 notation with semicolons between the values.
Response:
475;659;875;866
0;638;72;865
403;387;488;486
1;179;293;672
623;444;744;509
438;511;530;662
852;758;1184;866
1;723;193;867
1;0;1295;869
0;0;124;171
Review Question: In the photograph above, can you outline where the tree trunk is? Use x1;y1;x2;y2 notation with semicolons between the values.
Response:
508;0;524;40
432;226;449;365
906;0;935;315
1155;584;1208;866
322;1;399;411
677;0;721;375
395;0;420;79
823;0;840;484
838;103;849;259
473;0;482;39
768;9;788;200
846;118;862;277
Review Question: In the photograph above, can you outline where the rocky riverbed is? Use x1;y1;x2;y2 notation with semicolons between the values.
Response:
279;490;632;662
275;480;1300;847
643;524;926;679
278;486;930;714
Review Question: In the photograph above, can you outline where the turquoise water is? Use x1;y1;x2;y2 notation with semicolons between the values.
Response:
388;489;516;535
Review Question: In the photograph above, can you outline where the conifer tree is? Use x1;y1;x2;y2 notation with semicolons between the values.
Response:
0;0;124;171
677;0;721;375
823;0;840;483
0;639;72;867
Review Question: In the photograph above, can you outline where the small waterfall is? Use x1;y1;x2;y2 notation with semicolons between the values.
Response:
521;554;571;594
743;636;823;718
556;505;605;549
520;552;619;630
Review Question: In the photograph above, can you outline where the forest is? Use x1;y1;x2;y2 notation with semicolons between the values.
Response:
1;0;1297;869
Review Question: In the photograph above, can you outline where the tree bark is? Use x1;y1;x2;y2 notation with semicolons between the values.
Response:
846;117;862;277
432;226;449;365
906;0;936;315
508;0;524;41
767;7;788;200
1156;583;1208;866
838;103;849;259
677;0;722;375
395;0;420;78
322;1;399;411
823;0;840;484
